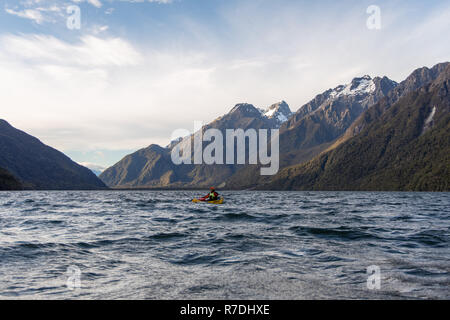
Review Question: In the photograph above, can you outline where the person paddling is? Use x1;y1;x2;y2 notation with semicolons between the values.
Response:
204;187;219;201
192;187;223;203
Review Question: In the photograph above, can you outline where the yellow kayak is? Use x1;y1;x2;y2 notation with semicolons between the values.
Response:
192;197;224;204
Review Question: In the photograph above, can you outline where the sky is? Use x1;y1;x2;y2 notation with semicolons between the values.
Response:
0;0;449;170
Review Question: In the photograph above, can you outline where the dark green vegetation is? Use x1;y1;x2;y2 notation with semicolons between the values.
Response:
0;167;22;190
261;65;450;191
0;120;106;190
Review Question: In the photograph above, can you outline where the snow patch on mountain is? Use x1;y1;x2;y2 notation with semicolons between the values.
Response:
329;75;376;98
260;101;292;125
229;101;292;126
421;106;437;135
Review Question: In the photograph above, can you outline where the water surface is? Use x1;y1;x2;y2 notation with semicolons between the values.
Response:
0;191;448;299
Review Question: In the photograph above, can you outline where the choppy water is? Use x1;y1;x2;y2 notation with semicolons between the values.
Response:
0;191;449;299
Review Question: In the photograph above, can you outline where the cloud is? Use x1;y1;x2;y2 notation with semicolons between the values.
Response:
117;0;172;3
36;5;62;13
78;162;107;172
0;33;220;157
5;8;45;24
1;1;449;168
88;0;102;7
1;34;141;67
72;0;103;8
91;25;109;34
74;0;171;6
105;7;115;14
4;1;68;25
3;0;172;29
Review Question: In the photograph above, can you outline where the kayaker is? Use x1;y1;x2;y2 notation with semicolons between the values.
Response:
204;187;219;201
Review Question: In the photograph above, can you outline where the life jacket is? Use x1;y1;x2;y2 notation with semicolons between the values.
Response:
209;192;218;200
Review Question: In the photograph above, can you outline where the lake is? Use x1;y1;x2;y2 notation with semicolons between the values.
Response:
0;191;448;299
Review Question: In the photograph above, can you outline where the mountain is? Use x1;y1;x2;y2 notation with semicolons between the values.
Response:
0;167;22;190
330;62;450;149
100;102;292;188
224;74;398;188
79;162;107;176
0;120;107;190
213;102;292;130
259;63;450;191
101;74;398;190
100;62;449;191
99;144;182;188
278;75;398;165
259;100;293;127
227;63;450;189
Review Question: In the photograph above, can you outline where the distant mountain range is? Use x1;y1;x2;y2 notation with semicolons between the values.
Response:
1;62;448;191
0;120;106;190
78;162;107;176
100;62;449;191
100;101;293;188
100;74;394;189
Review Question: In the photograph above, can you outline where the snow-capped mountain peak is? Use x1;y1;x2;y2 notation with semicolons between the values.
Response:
330;75;376;98
260;101;292;125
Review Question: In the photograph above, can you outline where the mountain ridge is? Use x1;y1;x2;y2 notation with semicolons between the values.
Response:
328;62;450;151
258;63;450;191
100;62;449;191
0;120;107;190
100;101;292;188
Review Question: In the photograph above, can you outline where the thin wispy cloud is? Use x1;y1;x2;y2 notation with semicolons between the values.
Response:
3;0;173;28
116;0;173;3
5;8;45;24
4;1;67;25
72;0;103;8
91;24;109;34
1;34;141;67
